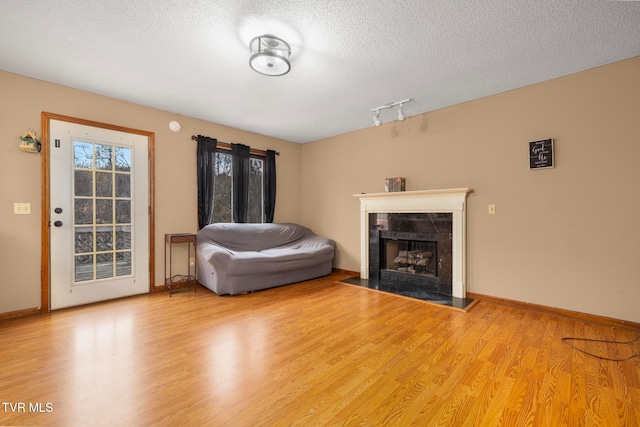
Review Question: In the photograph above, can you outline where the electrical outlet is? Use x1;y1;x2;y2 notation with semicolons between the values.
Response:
189;257;195;267
14;203;31;214
488;204;496;215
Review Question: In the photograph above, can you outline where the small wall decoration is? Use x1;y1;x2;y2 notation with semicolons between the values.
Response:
385;177;406;192
529;138;554;169
19;130;41;153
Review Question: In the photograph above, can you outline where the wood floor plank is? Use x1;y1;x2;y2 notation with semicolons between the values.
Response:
1;272;639;426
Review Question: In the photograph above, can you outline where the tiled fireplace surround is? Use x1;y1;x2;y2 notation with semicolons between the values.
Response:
354;189;471;299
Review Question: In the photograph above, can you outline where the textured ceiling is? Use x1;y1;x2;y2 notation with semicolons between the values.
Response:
1;1;639;143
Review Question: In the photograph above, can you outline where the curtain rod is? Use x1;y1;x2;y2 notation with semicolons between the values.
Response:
191;135;279;156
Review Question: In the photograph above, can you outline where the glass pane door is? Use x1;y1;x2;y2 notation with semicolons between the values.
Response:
73;141;133;283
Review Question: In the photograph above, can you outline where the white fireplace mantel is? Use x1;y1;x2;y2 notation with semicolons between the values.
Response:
353;188;471;298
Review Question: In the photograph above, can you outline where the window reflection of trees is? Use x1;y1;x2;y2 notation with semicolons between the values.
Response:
96;145;113;170
247;158;264;223
211;151;264;223
212;152;232;223
73;141;131;171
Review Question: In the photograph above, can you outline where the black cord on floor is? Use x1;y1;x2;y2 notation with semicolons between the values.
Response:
562;330;640;362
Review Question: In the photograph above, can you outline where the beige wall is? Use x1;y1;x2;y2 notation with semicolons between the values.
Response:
301;56;640;323
0;70;302;314
3;57;639;323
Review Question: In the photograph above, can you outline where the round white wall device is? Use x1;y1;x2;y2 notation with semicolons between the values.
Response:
169;120;181;132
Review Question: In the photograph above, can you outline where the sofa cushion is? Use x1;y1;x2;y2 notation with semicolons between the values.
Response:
197;222;313;252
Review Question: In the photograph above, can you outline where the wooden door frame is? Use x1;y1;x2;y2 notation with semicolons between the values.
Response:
41;112;156;313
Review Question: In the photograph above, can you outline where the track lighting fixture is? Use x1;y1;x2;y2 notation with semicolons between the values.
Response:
370;98;411;126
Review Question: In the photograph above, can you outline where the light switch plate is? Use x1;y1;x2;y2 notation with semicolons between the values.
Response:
488;204;496;215
14;203;31;214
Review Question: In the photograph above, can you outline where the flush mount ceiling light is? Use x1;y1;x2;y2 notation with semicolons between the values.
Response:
370;99;411;126
249;34;291;76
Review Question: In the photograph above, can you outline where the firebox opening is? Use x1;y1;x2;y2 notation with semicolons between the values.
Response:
379;233;440;293
369;212;453;296
383;240;437;277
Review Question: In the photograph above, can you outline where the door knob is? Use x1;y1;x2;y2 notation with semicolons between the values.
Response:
54;221;63;227
54;207;63;214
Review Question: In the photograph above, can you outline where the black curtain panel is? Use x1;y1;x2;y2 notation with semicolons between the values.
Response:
231;143;250;223
196;136;218;230
263;149;277;223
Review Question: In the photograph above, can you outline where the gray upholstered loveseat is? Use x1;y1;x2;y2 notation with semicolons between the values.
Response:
195;223;335;295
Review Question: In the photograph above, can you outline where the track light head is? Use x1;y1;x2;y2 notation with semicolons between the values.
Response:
397;104;406;121
373;110;382;127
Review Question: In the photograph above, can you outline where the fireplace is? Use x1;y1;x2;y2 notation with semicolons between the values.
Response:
354;188;471;298
369;213;451;294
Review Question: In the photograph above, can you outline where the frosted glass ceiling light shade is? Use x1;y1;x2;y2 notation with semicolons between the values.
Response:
249;35;291;76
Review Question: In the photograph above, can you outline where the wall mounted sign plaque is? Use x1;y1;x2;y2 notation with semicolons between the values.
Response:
529;138;554;169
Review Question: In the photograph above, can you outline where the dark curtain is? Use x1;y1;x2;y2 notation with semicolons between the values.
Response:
196;136;218;230
231;143;250;223
263;149;277;223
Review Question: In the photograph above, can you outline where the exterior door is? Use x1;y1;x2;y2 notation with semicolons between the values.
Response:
49;119;150;309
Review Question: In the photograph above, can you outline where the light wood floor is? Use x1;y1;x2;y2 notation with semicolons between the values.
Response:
1;272;639;426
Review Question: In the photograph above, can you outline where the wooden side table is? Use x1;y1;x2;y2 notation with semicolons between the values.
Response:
164;233;197;296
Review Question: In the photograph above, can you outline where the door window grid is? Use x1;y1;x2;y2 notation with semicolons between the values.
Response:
72;141;133;283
